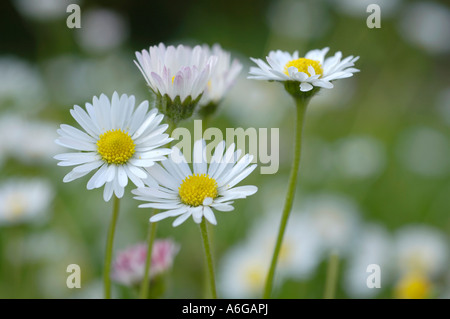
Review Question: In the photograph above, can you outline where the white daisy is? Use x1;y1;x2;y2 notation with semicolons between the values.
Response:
199;44;242;106
248;47;359;92
0;178;54;226
134;43;217;103
394;225;448;278
219;241;268;298
132;139;258;227
54;92;172;202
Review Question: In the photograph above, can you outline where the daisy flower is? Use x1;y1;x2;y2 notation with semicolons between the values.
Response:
248;47;359;92
198;44;242;109
111;239;179;286
0;178;53;226
134;43;217;123
132;139;258;227
54;92;172;202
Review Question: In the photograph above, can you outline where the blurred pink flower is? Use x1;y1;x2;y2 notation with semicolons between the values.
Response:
111;239;179;286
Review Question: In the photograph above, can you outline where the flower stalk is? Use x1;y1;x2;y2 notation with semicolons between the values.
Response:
263;90;310;298
104;195;120;299
200;219;217;299
139;212;158;299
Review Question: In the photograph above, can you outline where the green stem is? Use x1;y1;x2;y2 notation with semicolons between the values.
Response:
263;97;309;299
324;252;340;299
200;220;217;299
139;213;158;299
104;196;120;299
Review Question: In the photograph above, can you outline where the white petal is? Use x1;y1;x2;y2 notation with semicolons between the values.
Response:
192;206;203;224
172;212;192;227
300;82;313;92
117;165;128;188
203;206;217;225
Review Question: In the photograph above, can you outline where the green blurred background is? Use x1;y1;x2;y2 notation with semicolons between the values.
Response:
0;0;449;299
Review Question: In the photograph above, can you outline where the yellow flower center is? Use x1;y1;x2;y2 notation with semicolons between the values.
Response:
284;58;323;77
244;265;264;290
395;272;431;299
6;195;26;220
97;129;135;165
178;173;218;207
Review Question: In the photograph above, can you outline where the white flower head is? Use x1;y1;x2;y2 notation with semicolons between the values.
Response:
219;242;268;298
248;47;359;93
344;224;393;298
54;92;172;202
302;194;360;255
394;225;448;278
249;212;322;280
0;178;54;226
132;139;258;227
199;44;242;106
134;43;217;103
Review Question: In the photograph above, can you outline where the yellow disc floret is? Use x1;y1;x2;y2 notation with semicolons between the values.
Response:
284;58;323;77
395;272;431;299
179;173;218;207
97;129;135;165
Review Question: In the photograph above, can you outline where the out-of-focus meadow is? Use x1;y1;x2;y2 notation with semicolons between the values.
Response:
0;0;449;299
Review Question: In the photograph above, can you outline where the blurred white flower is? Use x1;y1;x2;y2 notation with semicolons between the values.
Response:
267;0;330;40
344;224;393;298
70;280;104;299
22;231;73;263
394;271;434;299
249;212;322;280
396;126;450;178
329;0;402;18
302;194;360;256
394;225;448;278
13;0;80;21
398;2;450;55
111;239;179;286
75;9;129;54
198;44;242;106
218;241;268;298
0;115;63;164
335;135;386;180
43;54;148;106
0;178;53;226
0;57;47;111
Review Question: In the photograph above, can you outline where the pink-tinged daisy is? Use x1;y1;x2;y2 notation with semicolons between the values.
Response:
54;92;172;202
248;47;359;92
111;239;179;286
132;139;258;227
134;43;217;103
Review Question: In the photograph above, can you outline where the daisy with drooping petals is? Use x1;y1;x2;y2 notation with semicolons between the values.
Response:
54;91;172;202
248;47;359;92
133;139;258;227
134;43;217;124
